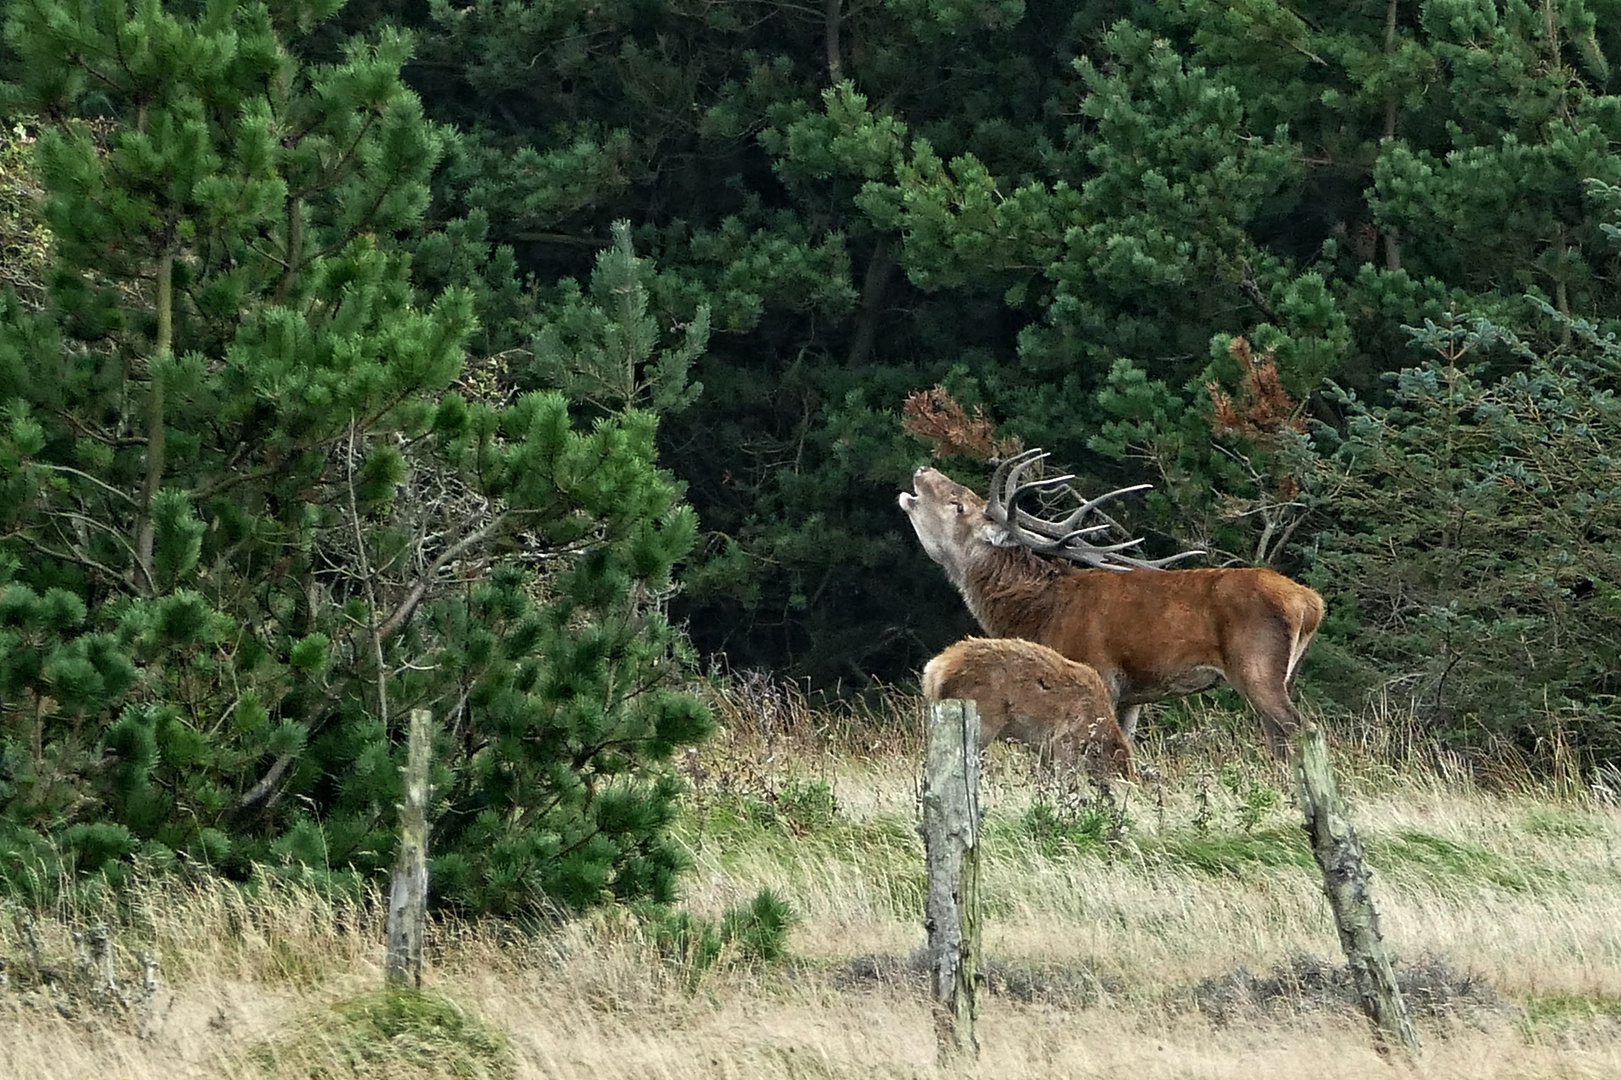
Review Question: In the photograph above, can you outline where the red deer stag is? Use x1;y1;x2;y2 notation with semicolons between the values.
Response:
924;637;1133;779
898;449;1324;756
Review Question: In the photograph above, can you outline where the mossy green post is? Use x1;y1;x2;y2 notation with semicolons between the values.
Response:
922;699;982;1064
386;709;432;989
1294;722;1420;1057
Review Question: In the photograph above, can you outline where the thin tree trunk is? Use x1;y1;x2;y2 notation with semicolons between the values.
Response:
824;0;843;82
276;193;302;304
1382;0;1403;272
846;236;894;369
1294;723;1421;1057
347;422;389;735
1554;226;1572;347
134;250;173;592
921;698;981;1063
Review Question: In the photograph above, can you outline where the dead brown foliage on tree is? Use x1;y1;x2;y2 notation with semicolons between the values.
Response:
1207;338;1306;442
901;387;1020;461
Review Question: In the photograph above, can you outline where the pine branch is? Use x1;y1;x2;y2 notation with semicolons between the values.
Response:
50;409;146;448
49;509;144;566
27;538;134;591
375;513;511;642
33;463;139;505
235;751;296;813
236;511;514;813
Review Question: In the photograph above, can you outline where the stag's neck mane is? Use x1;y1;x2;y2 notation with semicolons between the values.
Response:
958;545;1080;639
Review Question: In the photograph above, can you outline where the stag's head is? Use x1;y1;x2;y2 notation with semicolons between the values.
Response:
899;450;1202;577
898;466;1002;586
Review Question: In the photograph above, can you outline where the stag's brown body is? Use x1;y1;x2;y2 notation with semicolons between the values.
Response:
923;637;1133;778
900;464;1324;755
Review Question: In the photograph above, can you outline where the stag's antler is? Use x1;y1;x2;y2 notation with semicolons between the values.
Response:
984;449;1204;571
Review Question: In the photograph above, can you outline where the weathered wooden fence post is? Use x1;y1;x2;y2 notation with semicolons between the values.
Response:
385;707;432;989
1294;721;1420;1057
920;698;983;1063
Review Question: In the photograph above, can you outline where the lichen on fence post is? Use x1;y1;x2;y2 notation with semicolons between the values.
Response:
921;698;983;1063
385;708;433;989
1294;721;1420;1057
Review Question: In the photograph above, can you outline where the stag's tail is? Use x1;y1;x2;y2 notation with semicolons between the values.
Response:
1284;588;1326;687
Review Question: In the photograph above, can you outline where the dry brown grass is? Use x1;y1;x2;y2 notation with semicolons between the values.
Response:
4;684;1620;1079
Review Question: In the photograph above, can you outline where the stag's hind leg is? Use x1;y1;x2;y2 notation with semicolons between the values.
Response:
1224;625;1304;758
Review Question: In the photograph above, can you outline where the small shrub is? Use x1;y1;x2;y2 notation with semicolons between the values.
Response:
246;988;514;1079
639;887;796;988
720;886;795;962
701;771;841;837
1219;761;1283;832
645;907;726;979
1017;766;1128;857
774;776;840;833
1019;799;1119;858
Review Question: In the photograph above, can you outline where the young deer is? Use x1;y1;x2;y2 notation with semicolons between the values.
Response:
923;636;1133;779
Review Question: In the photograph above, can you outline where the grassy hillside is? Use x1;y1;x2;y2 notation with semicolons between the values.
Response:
3;681;1619;1079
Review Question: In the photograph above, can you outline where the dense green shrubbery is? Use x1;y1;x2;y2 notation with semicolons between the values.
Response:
1307;315;1621;761
0;0;709;913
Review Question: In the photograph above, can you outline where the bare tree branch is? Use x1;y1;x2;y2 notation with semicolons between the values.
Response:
346;421;390;735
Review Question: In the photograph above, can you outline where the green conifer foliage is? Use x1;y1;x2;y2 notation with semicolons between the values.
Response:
1306;314;1621;760
531;220;708;416
321;0;1142;682
1368;2;1621;337
0;0;710;911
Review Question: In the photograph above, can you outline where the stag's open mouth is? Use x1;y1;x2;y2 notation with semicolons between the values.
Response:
899;468;930;512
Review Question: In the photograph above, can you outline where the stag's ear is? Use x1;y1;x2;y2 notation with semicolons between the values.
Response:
979;519;1014;547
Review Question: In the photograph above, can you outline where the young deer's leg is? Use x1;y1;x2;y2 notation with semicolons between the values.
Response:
1117;703;1143;740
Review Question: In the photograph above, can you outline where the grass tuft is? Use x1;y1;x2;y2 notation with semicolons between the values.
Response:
245;988;513;1080
1150;826;1316;876
1372;830;1557;893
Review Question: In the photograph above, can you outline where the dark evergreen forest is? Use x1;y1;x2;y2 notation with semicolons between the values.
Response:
1;0;1618;912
